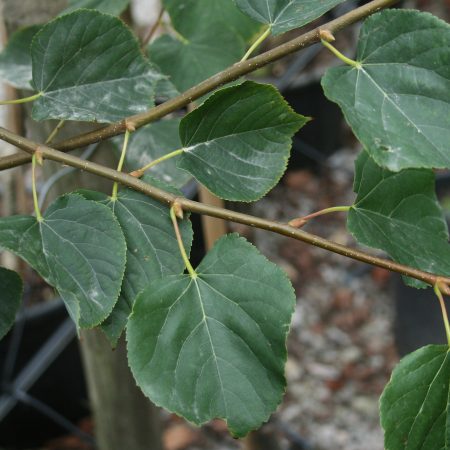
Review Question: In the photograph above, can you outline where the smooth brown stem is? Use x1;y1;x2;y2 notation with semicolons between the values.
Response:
0;125;448;295
141;6;164;47
0;0;401;172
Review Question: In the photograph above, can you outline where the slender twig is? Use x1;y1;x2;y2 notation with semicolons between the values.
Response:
45;120;66;145
0;126;449;295
289;206;351;228
141;6;164;47
0;0;401;172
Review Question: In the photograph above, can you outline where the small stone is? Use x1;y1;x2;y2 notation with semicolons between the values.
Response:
332;288;354;310
163;424;199;450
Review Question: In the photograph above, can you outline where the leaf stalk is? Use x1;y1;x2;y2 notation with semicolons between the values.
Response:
130;148;184;178
289;205;351;228
170;205;197;278
241;26;272;62
45;120;66;145
434;283;450;346
111;130;131;200
0;92;43;105
31;153;43;222
321;39;361;68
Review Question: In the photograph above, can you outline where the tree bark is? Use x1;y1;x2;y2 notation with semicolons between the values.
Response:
1;2;163;449
80;331;162;450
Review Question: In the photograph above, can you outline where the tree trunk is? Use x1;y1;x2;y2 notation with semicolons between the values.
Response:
1;2;163;449
80;330;162;450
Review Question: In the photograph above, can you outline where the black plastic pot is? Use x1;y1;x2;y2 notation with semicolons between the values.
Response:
394;175;450;356
0;300;88;449
282;82;344;171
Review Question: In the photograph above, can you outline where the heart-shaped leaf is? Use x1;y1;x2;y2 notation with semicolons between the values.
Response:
322;10;450;171
177;81;308;201
348;152;450;288
0;194;126;329
79;180;193;346
0;268;23;340
31;10;164;123
380;345;450;450
149;20;244;93
235;0;346;35
121;119;192;189
0;25;41;89
163;0;261;43
127;234;295;437
62;0;130;15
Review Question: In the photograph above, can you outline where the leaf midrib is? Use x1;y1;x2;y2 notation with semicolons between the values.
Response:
406;350;450;449
192;278;229;418
183;120;298;152
359;67;448;163
42;71;155;96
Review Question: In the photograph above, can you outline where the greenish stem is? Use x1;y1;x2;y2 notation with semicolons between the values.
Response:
45;120;66;145
171;27;189;45
241;26;272;62
434;283;450;346
321;39;361;68
31;154;43;222
170;206;197;278
289;205;351;227
111;130;131;200
0;92;43;105
131;148;184;178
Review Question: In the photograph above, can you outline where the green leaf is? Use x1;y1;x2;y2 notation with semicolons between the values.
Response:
322;10;450;171
163;0;261;42
234;0;346;35
31;10;164;123
148;20;244;93
0;25;41;89
79;181;193;345
127;234;295;437
177;81;308;201
0;194;126;329
0;216;51;280
0;268;23;340
122;119;192;189
380;345;450;450
62;0;130;15
348;152;450;289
